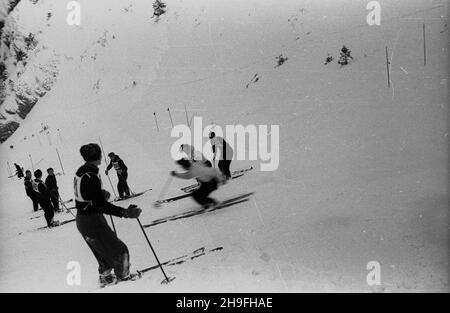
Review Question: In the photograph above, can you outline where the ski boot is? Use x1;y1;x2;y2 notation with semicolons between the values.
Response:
118;271;143;282
99;273;117;288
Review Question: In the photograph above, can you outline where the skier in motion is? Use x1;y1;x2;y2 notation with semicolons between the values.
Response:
171;158;225;208
75;143;142;287
105;152;131;200
209;132;234;179
14;163;24;179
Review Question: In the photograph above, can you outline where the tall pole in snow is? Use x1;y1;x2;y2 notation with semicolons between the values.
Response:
153;112;159;132
57;129;63;144
385;46;390;88
6;162;12;177
423;23;427;66
56;148;65;175
46;132;52;146
29;154;35;173
167;108;174;128
184;104;190;127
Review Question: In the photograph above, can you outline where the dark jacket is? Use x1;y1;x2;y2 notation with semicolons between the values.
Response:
33;179;51;203
24;177;37;198
74;163;124;217
106;156;128;174
45;175;58;191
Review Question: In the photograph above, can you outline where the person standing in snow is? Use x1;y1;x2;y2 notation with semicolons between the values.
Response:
171;158;224;208
14;163;24;179
105;152;131;200
179;144;212;167
24;170;39;212
33;169;58;227
45;168;60;212
209;132;234;179
75;143;142;286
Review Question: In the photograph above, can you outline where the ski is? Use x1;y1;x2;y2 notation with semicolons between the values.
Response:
112;188;152;202
35;218;76;231
154;193;191;205
139;246;223;274
148;192;254;228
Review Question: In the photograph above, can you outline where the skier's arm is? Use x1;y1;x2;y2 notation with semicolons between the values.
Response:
106;161;112;171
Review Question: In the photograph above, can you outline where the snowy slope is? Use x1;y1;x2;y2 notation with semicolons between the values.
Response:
0;0;448;292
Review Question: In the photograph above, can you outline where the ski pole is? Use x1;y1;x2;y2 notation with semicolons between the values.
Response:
153;175;173;207
109;214;117;235
136;217;173;284
59;196;76;218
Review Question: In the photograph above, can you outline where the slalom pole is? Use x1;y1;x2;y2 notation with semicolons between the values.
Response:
56;148;65;175
57;129;63;144
167;108;174;128
423;23;427;66
29;154;35;172
136;217;174;284
98;136;117;235
153;112;159;132
6;162;12;177
385;46;390;88
184;104;190;127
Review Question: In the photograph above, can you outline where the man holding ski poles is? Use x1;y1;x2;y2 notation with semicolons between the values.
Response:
75;143;142;287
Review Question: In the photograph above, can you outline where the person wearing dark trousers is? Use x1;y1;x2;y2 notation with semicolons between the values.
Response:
24;170;39;212
171;158;225;208
45;168;60;212
33;170;57;227
209;132;234;179
105;152;131;200
75;143;142;287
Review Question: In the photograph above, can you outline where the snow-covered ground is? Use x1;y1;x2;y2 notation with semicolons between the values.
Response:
0;0;448;292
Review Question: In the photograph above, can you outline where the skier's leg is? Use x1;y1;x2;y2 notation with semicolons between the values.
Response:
84;237;113;278
77;215;113;279
54;190;60;210
42;202;54;227
76;215;129;280
117;175;124;199
218;160;225;176
121;172;130;196
30;196;39;212
51;191;59;212
192;180;218;206
224;160;232;178
191;183;209;205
